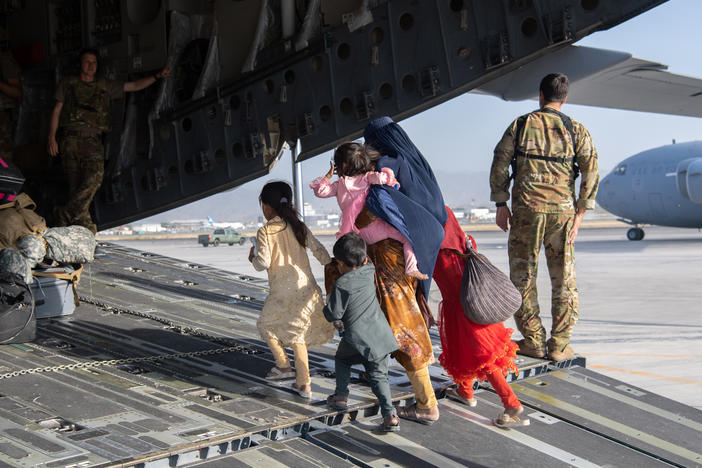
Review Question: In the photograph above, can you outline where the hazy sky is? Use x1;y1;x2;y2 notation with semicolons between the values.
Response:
262;0;701;184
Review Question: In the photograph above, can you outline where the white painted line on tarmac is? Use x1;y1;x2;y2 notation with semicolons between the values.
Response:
441;400;602;468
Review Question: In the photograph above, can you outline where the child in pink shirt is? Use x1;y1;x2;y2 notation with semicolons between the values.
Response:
310;142;427;280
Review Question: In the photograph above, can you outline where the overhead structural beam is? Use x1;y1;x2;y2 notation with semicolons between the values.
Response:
97;0;669;229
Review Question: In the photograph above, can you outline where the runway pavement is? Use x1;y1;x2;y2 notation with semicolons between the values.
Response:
114;225;702;410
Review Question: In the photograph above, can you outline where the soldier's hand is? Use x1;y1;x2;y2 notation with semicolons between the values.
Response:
568;209;586;244
47;137;59;157
158;66;172;79
496;205;512;232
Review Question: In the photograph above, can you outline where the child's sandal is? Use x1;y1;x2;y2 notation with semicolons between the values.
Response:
494;407;530;429
379;414;400;432
326;394;348;410
265;366;295;380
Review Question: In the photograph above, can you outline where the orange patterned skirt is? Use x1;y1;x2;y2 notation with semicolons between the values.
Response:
367;239;434;371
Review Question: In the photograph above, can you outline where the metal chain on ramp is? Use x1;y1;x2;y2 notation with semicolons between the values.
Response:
0;296;263;380
78;295;261;350
0;346;241;380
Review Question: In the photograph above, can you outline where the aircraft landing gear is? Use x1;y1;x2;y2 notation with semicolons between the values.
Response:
627;227;645;241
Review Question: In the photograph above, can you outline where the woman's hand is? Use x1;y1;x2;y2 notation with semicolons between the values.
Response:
325;162;335;179
248;245;255;262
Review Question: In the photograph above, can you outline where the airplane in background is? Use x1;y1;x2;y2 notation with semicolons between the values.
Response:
596;140;702;240
204;216;244;230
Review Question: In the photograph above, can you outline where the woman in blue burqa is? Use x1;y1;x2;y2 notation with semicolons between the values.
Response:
357;116;448;424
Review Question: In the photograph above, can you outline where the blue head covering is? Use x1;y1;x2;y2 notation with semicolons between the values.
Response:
364;116;393;142
363;116;447;296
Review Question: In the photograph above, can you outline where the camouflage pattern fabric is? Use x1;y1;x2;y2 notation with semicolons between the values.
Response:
43;226;96;264
54;134;104;234
58;76;112;132
490;107;599;214
508;209;578;352
0;247;32;283
15;234;46;267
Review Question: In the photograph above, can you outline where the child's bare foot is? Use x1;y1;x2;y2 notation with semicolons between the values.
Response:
407;270;429;280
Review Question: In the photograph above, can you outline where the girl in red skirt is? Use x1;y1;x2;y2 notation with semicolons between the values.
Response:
433;207;530;428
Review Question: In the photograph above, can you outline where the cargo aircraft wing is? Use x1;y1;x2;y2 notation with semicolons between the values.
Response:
8;0;672;229
473;44;702;117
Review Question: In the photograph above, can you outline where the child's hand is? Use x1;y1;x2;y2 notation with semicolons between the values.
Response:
332;320;344;332
325;162;335;179
248;245;255;262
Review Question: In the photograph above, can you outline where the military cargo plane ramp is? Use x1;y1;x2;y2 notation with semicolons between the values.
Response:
0;243;700;467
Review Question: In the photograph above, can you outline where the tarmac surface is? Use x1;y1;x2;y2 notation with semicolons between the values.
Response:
114;225;702;410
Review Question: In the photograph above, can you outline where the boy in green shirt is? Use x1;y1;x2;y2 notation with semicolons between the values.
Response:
324;233;400;432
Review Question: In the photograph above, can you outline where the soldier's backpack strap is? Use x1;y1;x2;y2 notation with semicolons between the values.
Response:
511;108;580;180
33;264;83;307
508;113;530;185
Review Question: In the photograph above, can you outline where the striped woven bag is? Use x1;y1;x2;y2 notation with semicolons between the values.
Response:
459;247;522;325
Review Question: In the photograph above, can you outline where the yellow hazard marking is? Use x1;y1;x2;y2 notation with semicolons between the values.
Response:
589;365;702;387
512;383;702;465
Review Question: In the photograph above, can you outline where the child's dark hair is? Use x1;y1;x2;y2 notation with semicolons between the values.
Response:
259;181;307;247
333;142;381;177
333;232;367;267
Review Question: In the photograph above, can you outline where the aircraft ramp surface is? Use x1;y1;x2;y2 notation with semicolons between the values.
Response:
0;243;700;467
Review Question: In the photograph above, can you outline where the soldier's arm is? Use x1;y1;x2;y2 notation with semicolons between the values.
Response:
124;66;171;93
574;124;600;211
0;78;21;100
47;100;63;157
489;121;517;204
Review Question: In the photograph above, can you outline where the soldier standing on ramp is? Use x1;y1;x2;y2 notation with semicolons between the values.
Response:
489;73;599;362
47;48;170;233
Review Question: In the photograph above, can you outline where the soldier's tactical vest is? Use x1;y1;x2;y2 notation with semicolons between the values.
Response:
509;107;579;184
60;76;110;132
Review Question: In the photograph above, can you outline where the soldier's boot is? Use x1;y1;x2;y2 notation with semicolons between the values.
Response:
547;340;575;362
513;339;546;359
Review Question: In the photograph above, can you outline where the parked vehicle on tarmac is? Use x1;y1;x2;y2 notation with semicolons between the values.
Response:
198;228;247;247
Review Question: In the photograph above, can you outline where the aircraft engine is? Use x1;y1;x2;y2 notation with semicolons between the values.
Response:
676;158;702;204
686;159;702;204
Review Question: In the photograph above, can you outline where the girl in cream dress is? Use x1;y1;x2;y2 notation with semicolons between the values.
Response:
249;181;334;398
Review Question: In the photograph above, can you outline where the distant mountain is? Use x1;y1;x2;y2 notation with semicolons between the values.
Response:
137;170;492;225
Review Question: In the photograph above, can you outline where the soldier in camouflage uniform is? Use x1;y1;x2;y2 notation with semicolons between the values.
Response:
47;48;170;233
489;73;599;362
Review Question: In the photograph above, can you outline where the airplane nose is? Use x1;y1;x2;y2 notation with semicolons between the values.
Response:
596;173;614;210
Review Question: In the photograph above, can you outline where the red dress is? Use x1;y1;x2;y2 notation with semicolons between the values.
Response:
433;208;519;390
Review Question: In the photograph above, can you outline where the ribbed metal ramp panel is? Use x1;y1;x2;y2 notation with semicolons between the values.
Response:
0;243;699;467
